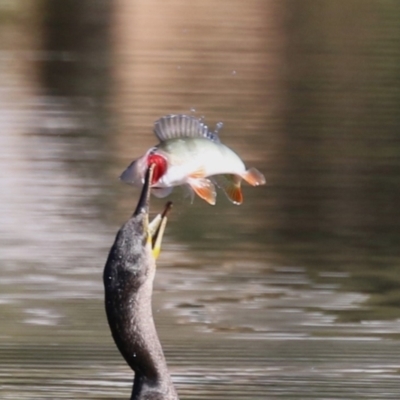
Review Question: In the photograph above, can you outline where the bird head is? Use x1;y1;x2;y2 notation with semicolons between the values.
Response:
133;164;172;260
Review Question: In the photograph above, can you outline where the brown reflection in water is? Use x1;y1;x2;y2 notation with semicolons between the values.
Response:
42;0;112;100
0;1;42;249
111;1;400;319
279;1;400;248
112;0;285;162
40;0;116;220
273;1;400;318
0;1;41;98
29;0;400;320
111;0;285;258
2;2;400;399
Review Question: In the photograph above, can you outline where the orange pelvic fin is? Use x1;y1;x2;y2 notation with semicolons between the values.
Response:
241;167;266;186
212;174;243;205
188;178;216;205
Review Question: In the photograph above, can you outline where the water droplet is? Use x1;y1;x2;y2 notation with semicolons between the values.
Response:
177;65;181;70
215;122;224;133
190;107;196;113
232;70;237;75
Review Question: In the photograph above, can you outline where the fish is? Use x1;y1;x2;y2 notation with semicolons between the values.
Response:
120;114;266;205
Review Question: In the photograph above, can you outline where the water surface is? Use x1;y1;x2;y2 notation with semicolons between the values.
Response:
1;1;400;399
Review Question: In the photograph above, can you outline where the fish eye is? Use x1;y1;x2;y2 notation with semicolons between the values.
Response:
147;147;157;155
147;154;167;184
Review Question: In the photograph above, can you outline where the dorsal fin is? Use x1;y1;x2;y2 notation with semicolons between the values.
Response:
153;114;221;143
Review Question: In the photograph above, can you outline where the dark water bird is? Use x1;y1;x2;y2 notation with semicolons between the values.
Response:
103;165;178;400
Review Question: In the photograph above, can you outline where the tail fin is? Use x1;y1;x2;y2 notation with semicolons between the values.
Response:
241;168;266;186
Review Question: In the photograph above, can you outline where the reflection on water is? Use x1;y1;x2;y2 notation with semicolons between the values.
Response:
1;1;400;399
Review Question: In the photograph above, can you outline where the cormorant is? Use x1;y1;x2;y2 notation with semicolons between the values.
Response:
103;165;178;400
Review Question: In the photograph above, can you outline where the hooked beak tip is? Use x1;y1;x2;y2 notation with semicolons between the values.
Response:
133;164;155;217
131;164;172;259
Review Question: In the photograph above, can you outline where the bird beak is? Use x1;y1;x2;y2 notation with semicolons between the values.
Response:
133;164;154;217
149;201;173;259
133;164;173;259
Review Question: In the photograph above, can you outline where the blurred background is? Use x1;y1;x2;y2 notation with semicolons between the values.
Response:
1;0;400;398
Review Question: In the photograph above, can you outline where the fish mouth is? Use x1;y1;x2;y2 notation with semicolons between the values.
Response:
134;164;173;259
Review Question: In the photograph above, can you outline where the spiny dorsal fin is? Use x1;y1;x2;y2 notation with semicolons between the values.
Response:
153;114;221;143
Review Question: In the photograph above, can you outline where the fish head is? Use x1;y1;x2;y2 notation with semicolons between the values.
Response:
120;154;148;186
120;148;168;187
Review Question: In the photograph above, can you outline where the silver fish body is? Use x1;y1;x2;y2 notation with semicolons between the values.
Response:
121;115;265;205
155;137;246;186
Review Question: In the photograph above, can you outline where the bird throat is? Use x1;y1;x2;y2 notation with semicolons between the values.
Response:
147;153;167;184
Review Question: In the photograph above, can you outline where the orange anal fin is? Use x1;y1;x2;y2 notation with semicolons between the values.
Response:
188;178;216;205
224;184;243;205
212;174;243;205
241;168;266;186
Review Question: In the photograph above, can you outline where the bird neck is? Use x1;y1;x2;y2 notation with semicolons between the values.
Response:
104;226;178;399
128;276;177;400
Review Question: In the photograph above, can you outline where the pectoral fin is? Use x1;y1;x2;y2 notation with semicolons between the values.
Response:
187;178;216;205
188;166;207;179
